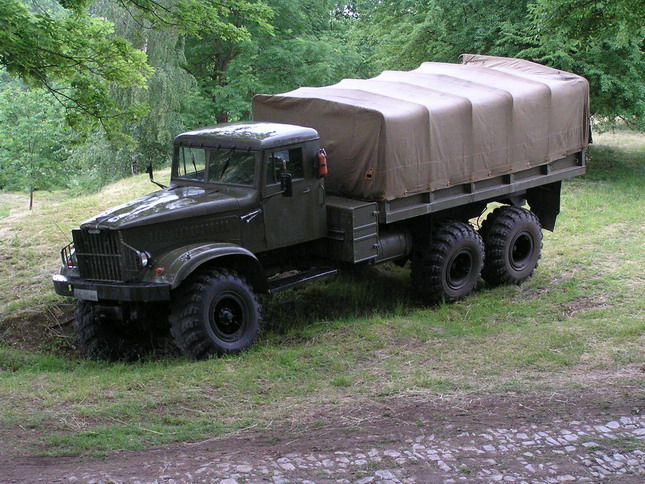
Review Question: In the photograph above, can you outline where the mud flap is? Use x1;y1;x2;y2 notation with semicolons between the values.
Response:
526;181;561;232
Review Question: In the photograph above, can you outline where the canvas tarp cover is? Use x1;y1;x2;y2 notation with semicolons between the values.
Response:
252;54;590;201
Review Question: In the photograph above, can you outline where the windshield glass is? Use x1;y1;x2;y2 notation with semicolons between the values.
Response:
174;147;257;186
176;147;207;181
208;149;257;186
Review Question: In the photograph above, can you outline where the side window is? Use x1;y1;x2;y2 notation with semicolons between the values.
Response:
266;148;304;185
288;148;304;179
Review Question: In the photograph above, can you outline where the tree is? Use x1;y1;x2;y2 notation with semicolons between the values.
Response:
87;0;198;175
182;0;365;126
0;0;272;138
0;74;72;208
523;0;644;129
351;0;531;73
0;0;151;138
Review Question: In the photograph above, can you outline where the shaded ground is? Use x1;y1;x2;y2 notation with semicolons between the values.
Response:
0;302;76;355
2;384;644;483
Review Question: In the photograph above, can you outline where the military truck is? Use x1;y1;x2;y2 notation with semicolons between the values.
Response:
53;55;590;360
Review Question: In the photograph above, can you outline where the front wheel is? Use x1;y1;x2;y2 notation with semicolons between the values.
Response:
169;268;262;360
479;206;543;285
75;301;157;361
411;221;484;304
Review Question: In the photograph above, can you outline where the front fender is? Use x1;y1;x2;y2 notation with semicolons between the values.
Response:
141;242;266;291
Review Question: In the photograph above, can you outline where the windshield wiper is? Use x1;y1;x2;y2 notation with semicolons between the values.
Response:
190;148;197;171
219;147;236;179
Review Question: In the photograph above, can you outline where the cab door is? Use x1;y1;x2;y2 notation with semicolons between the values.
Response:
261;144;326;249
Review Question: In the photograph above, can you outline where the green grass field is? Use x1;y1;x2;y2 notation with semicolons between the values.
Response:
0;131;643;456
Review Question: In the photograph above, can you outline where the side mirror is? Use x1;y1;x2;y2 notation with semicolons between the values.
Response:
146;162;167;189
280;171;293;197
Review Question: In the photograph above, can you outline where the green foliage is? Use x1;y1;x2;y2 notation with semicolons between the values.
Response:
0;0;152;139
0;0;275;187
182;0;365;125
113;0;273;41
528;0;644;48
0;75;72;192
523;0;645;129
87;1;198;175
0;0;273;140
353;0;531;72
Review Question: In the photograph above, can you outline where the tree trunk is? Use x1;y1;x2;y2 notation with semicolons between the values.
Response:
29;141;34;210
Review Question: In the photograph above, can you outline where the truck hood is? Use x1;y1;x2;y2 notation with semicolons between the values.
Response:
81;185;242;230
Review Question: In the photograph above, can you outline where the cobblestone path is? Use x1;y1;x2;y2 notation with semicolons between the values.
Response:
3;392;644;483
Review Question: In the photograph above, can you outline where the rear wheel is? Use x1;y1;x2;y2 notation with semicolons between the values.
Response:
479;206;542;285
169;268;262;360
411;221;484;304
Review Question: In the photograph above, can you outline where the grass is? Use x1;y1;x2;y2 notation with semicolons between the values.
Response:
0;132;643;456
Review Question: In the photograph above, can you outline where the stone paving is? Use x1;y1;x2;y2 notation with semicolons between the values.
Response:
48;413;645;483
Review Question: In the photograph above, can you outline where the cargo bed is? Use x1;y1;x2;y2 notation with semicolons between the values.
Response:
375;152;585;224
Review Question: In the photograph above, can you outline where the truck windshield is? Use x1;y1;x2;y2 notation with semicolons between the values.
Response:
176;147;207;181
208;149;257;186
174;147;257;186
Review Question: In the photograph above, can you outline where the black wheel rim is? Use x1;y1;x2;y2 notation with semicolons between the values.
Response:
509;231;534;271
209;292;247;342
446;249;473;290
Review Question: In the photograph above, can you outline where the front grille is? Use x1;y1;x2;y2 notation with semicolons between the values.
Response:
72;229;142;282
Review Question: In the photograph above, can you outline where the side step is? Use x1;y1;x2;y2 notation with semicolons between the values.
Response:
268;268;338;294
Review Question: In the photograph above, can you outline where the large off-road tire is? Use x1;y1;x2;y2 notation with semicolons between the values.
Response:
75;301;156;361
411;221;484;304
479;206;543;285
169;268;262;360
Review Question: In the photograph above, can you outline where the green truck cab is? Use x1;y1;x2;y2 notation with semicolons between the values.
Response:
54;122;332;359
53;55;590;360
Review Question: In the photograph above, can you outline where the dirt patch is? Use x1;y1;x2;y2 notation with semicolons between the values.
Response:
0;302;77;356
2;385;643;483
562;295;609;318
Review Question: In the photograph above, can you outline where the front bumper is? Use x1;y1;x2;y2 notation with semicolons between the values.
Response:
53;274;171;302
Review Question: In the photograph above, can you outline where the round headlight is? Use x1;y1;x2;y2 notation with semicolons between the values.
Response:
139;251;151;267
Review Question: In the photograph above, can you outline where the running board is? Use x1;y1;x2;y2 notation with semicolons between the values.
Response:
268;268;338;294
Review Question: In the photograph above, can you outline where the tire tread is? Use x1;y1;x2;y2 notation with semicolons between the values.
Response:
480;206;542;285
169;268;262;360
411;221;484;304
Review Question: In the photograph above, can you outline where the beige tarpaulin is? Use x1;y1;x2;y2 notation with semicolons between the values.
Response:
252;54;590;201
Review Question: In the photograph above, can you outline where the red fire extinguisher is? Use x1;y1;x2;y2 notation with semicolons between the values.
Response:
317;148;328;178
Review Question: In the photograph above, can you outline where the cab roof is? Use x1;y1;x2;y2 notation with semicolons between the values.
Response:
174;122;319;150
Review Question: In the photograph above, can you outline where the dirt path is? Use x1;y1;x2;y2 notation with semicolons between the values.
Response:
2;389;644;483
